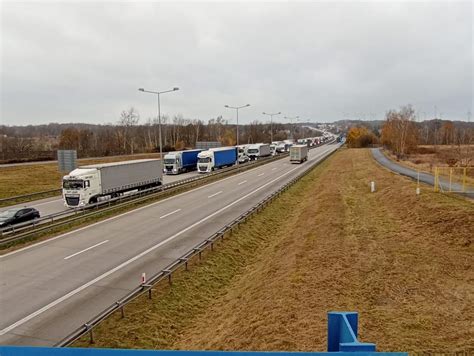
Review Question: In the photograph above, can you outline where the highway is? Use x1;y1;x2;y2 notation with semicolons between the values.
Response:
4;171;202;218
0;142;340;346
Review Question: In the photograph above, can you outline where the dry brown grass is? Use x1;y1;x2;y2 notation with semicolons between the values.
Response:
387;145;474;172
0;153;161;200
74;148;473;354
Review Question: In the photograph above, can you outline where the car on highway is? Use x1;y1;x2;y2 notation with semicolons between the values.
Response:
0;207;41;228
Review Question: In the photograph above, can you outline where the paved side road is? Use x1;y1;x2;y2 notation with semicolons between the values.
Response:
371;148;473;198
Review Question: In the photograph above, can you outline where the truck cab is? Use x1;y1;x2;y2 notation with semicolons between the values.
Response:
197;151;213;173
62;168;100;207
163;152;181;174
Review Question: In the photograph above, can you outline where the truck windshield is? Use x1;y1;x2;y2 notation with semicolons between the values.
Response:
247;149;258;154
63;180;84;189
198;157;211;163
164;159;175;165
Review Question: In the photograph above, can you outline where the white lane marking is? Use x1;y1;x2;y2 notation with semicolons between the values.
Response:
1;144;337;260
159;209;181;219
0;161;316;336
272;167;277;171
0;160;276;259
63;240;109;260
258;173;265;177
208;191;223;198
238;180;247;185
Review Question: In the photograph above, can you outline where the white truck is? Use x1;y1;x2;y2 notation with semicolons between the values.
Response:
62;159;163;208
246;143;271;160
290;145;308;164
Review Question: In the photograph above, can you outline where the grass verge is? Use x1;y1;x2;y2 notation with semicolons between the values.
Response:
0;153;162;204
73;148;473;354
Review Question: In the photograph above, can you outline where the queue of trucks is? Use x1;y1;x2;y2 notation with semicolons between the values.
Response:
62;133;333;207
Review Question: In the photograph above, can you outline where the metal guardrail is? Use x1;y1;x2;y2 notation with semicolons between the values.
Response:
55;142;338;347
0;153;292;245
0;189;62;205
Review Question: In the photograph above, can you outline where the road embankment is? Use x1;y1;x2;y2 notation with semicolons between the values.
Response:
74;148;473;354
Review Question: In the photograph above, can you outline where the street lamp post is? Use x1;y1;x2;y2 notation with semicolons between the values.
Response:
224;104;250;146
284;116;299;140
138;87;179;161
262;111;281;143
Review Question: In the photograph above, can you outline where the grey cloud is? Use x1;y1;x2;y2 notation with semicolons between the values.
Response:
1;1;472;125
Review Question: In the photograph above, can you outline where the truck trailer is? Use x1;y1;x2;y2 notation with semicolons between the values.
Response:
246;143;271;160
163;149;202;174
290;145;308;164
62;159;163;208
197;146;238;173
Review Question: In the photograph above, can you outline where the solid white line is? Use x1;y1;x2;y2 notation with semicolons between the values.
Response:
238;180;247;185
272;167;277;171
0;161;312;336
63;240;109;260
208;191;223;198
159;209;181;219
258;173;265;177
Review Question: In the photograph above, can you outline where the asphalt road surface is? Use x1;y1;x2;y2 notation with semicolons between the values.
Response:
371;148;473;198
0;142;340;346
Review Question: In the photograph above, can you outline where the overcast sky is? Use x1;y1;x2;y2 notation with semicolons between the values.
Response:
1;1;472;126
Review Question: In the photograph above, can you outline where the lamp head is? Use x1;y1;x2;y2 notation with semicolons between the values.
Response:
138;88;145;92
225;105;229;108
173;87;179;91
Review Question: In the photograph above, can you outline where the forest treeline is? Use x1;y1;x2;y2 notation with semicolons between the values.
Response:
0;108;321;162
346;105;473;160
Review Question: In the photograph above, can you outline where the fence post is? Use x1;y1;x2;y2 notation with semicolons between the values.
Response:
462;167;467;192
434;167;439;192
89;328;94;344
449;167;453;192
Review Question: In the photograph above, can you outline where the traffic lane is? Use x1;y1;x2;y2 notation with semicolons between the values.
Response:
0;144;337;337
0;144;339;345
1;144;331;281
0;150;305;324
0;156;298;328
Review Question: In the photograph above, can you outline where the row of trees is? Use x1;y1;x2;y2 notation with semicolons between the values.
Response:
0;108;319;162
345;105;474;164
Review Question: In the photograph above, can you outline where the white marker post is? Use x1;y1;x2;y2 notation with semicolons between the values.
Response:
370;181;375;193
141;272;146;284
416;171;420;195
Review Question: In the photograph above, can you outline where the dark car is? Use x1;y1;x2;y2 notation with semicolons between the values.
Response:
0;207;40;228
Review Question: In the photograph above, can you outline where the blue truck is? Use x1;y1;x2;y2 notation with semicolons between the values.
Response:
197;146;238;173
163;149;203;174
